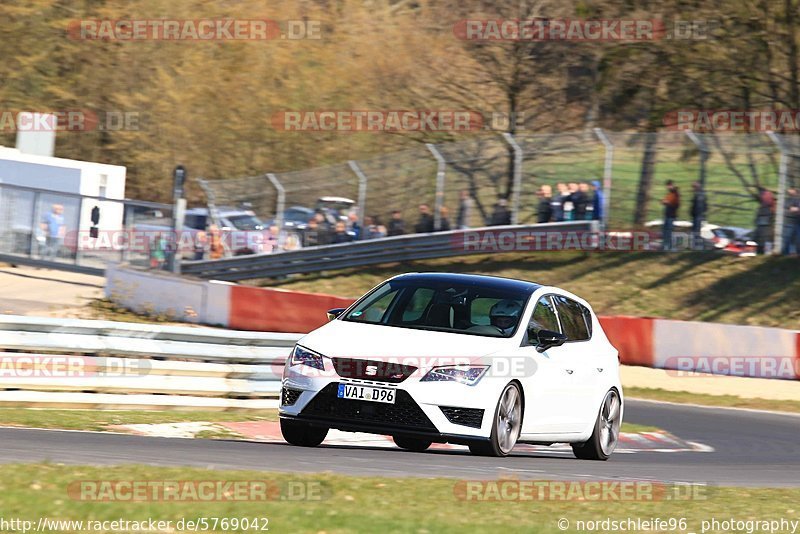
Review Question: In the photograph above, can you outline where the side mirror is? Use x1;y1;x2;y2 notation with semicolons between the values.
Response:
327;308;346;321
533;329;568;353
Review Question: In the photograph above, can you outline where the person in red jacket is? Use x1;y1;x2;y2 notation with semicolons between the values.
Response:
662;180;680;251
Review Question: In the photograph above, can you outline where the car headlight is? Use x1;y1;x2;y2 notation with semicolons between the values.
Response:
420;365;489;386
290;345;325;370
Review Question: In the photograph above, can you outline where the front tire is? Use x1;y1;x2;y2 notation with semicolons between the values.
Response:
280;418;328;447
393;436;432;452
469;382;522;457
572;389;621;461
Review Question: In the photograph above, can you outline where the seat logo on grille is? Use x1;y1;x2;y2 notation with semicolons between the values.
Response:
364;365;378;376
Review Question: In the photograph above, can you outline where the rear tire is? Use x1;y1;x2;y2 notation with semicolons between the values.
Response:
468;382;522;457
280;418;328;447
393;436;432;452
572;389;621;461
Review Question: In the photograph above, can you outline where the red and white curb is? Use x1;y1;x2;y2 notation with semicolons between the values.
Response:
115;422;713;454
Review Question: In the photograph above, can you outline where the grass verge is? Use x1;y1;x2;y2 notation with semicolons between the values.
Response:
626;387;800;414
0;408;278;432
0;464;797;533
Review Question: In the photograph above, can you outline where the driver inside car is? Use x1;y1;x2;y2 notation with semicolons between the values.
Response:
489;299;523;336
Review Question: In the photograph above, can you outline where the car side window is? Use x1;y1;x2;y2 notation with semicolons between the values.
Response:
529;296;560;334
553;296;590;341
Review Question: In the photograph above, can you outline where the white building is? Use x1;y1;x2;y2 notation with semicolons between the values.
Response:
0;147;127;253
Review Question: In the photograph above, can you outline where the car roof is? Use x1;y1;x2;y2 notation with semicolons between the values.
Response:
391;272;541;294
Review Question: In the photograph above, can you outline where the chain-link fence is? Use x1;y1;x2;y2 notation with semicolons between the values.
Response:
198;130;800;254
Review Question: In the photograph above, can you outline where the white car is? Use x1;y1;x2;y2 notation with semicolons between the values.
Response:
279;273;623;460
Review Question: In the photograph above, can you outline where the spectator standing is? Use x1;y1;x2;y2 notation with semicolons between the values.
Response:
41;203;65;259
149;233;168;269
348;212;362;240
193;230;207;260
414;204;435;233
332;221;354;243
456;190;473;229
781;187;800;255
208;224;224;259
590;181;604;222
387;210;406;236
438;206;451;231
689;181;707;250
573;183;589;220
755;187;775;255
661;180;680;251
489;198;512;226
313;212;332;245
304;218;321;247
552;183;568;221
537;185;553;223
563;183;578;221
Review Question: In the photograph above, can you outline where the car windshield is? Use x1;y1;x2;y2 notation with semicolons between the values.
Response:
342;279;530;338
227;214;264;230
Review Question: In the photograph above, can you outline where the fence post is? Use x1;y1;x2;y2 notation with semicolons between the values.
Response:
426;143;446;231
685;130;709;190
593;128;614;230
266;173;285;249
348;160;368;236
766;131;787;255
502;133;523;225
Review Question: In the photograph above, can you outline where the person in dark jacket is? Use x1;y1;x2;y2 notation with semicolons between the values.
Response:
552;183;568;221
414;204;435;233
572;182;589;220
489;199;512;226
438;206;451;231
661;180;680;251
331;221;354;244
689;181;707;250
387;210;405;236
537;185;553;223
781;187;800;254
591;180;604;222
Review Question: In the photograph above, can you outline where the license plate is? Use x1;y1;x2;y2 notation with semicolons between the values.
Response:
337;383;396;404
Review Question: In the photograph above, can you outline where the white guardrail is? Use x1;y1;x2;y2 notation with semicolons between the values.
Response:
0;315;303;410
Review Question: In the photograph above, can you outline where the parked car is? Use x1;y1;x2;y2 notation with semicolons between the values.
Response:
643;219;719;250
279;273;623;460
709;226;752;250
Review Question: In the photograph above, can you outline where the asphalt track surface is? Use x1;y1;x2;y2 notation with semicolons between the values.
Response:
1;400;798;486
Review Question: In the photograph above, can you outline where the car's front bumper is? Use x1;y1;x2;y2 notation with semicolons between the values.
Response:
279;364;504;441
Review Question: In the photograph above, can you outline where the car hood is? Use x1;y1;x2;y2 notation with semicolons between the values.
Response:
298;319;512;360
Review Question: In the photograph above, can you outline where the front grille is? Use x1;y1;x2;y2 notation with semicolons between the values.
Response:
301;383;436;430
281;387;302;406
440;406;485;429
332;358;417;383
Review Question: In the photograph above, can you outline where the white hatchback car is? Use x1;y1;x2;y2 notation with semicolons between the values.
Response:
279;273;623;460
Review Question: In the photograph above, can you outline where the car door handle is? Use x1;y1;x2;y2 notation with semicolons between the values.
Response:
565;369;574;375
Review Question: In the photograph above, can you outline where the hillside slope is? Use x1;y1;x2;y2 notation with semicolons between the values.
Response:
263;251;800;329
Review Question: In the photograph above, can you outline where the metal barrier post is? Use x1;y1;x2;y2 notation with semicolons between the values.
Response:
348;160;368;236
593;128;614;230
502;133;523;225
767;131;788;255
266;173;285;249
685;130;709;190
426;143;446;231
